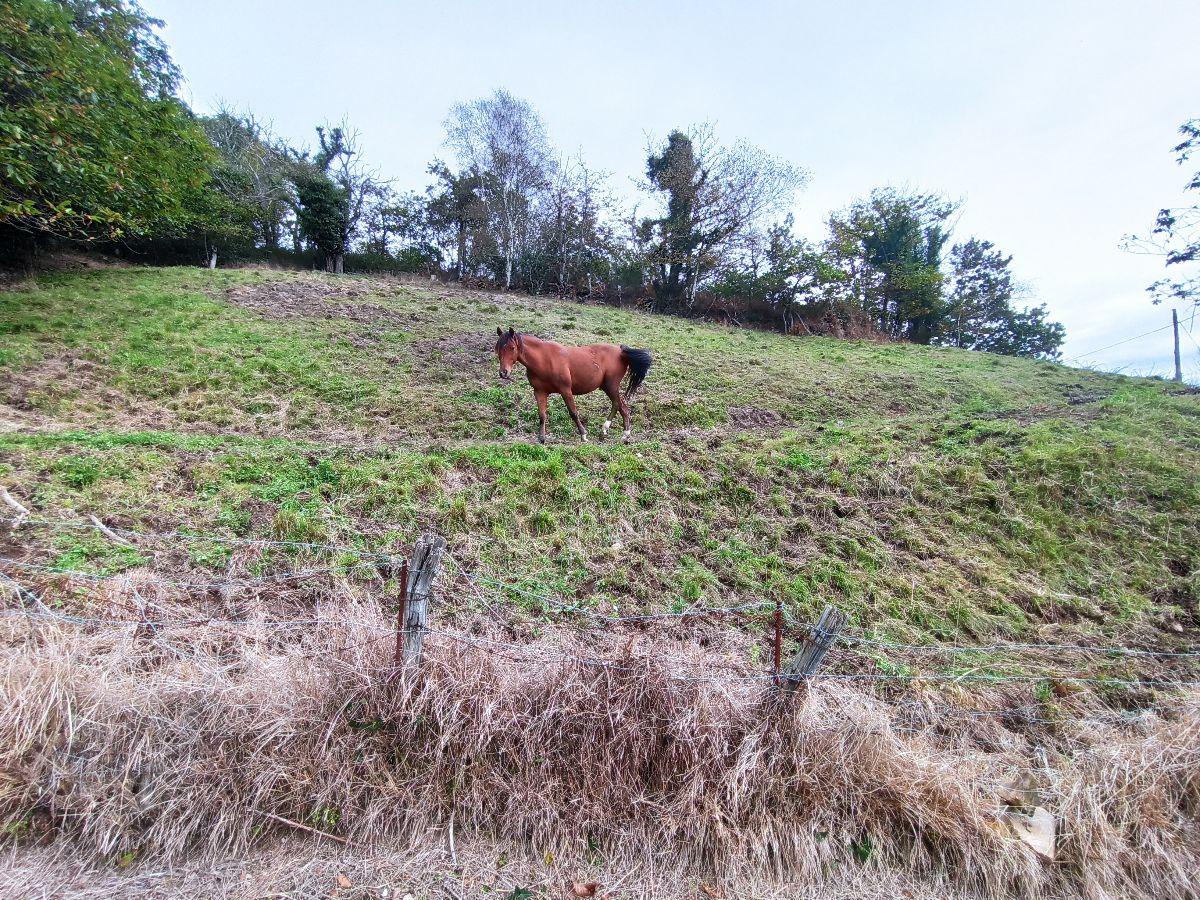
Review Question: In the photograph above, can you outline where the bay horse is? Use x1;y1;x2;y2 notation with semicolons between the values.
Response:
494;327;652;443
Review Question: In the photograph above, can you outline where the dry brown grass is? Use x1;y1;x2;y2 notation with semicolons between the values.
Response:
0;597;1197;899
1;836;1000;899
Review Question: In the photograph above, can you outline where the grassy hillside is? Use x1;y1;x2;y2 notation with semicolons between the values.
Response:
1;266;1198;664
6;267;1200;896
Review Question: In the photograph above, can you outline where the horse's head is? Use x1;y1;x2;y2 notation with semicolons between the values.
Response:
495;326;520;380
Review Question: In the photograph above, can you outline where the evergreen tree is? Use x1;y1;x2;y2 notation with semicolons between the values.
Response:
944;238;1015;348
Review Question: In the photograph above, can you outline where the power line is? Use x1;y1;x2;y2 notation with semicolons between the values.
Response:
1066;321;1176;362
1182;313;1200;355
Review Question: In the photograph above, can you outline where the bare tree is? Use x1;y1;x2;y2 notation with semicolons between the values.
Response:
444;90;552;288
543;154;613;296
643;125;808;306
296;122;388;274
1123;119;1200;307
201;106;295;251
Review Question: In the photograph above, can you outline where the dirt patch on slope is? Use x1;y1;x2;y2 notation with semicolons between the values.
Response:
409;331;495;373
728;405;788;428
0;349;181;434
223;279;414;329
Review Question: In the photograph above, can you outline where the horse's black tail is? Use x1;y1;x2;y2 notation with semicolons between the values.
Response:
621;346;652;399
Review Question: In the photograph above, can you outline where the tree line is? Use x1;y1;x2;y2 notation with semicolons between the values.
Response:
1;0;1066;358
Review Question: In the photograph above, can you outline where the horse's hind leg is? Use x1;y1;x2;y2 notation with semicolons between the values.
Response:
603;377;632;441
560;390;588;442
601;386;617;437
601;381;629;440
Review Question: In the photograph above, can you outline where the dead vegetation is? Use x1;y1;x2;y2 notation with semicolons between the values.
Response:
2;837;1009;900
0;590;1198;899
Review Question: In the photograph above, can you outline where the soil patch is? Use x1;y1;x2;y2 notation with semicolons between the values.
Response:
223;279;412;330
728;405;788;429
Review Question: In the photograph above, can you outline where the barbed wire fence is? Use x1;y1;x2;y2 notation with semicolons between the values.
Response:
2;501;1200;707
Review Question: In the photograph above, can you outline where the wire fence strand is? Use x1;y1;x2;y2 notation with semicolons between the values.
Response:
4;508;1200;692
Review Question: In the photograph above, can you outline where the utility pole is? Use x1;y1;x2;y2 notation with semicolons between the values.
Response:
1173;309;1183;383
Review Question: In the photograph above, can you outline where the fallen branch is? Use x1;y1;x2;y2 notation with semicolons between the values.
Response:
87;515;137;548
260;811;350;845
0;487;29;524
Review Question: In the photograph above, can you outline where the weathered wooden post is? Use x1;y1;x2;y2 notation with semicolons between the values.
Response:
772;599;783;685
400;533;446;670
392;560;410;669
778;605;847;693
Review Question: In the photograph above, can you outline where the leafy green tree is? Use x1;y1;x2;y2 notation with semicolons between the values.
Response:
425;161;487;279
714;217;845;332
0;0;214;253
293;166;350;272
645;130;704;305
292;125;382;273
983;303;1065;359
827;189;955;342
1126;119;1199;306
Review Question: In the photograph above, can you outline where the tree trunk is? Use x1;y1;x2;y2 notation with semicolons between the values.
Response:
0;225;37;275
208;250;217;269
504;255;512;289
334;253;344;275
456;220;467;280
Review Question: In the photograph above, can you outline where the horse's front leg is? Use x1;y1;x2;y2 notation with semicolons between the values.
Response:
534;389;549;444
560;390;587;442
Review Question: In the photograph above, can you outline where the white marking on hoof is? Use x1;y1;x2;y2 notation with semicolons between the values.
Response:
622;430;632;442
602;420;611;435
581;431;589;443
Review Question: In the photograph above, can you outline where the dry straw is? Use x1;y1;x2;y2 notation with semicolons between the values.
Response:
1;594;1198;899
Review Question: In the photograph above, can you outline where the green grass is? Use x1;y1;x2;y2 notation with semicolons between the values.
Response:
2;266;1198;655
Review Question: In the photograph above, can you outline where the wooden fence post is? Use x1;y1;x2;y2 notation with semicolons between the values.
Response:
392;560;409;669
772;599;783;685
778;605;846;693
400;533;446;670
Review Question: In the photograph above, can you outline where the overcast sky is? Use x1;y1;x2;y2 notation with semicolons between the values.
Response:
147;0;1200;379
